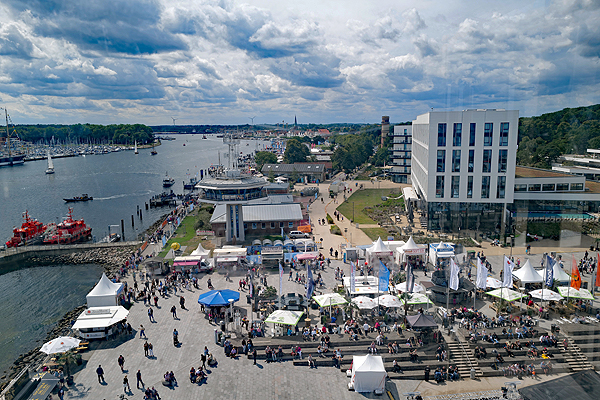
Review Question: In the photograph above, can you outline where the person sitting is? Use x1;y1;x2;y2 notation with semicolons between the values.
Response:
527;363;536;376
290;346;297;358
317;345;324;358
392;359;402;373
409;348;418;362
496;353;505;364
350;330;358;341
368;342;378;354
195;367;206;383
189;367;196;383
308;354;315;368
229;347;237;358
434;368;443;383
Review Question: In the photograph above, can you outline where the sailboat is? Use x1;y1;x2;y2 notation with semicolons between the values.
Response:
151;140;157;155
45;151;55;174
134;141;139;154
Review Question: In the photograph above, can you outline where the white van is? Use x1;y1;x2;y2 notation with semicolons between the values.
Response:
289;230;310;239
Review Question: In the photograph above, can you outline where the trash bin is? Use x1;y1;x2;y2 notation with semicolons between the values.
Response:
470;368;476;380
220;320;226;332
214;329;219;344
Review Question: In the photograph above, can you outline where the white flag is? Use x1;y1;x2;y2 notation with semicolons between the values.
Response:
350;261;356;294
476;257;488;289
503;256;514;288
449;258;459;290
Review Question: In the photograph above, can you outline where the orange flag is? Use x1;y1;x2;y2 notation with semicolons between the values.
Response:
596;254;600;287
571;255;581;290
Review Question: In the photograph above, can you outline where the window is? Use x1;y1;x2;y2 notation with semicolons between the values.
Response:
469;123;476;146
270;222;275;228
571;183;584;191
279;222;284;228
261;222;266;229
244;223;248;229
542;184;555;192
499;122;509;146
556;183;569;191
451;176;460;198
467;176;473;198
252;223;257;229
481;176;490;198
437;123;446;146
484;123;493;146
437;150;445;172
528;184;541;191
482;149;492;173
497;176;506;199
436;176;445;198
452;150;461;172
498;149;508;173
514;184;527;192
468;150;474;172
453;123;462;146
288;222;294;228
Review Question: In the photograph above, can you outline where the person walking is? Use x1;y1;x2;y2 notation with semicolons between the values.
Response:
96;365;105;383
171;305;178;319
57;386;65;400
144;341;149;357
180;296;186;309
148;342;154;357
136;370;144;389
252;348;257;365
148;307;154;322
123;375;130;393
118;355;125;372
139;324;147;339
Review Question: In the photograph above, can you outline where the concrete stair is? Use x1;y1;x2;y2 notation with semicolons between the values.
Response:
561;337;594;372
446;341;482;379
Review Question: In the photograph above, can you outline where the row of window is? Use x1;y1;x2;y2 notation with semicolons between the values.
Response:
435;176;506;199
243;221;295;229
436;149;508;173
514;183;585;192
437;122;509;147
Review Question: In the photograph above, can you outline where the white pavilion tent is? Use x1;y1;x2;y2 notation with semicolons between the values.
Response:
395;236;427;264
86;273;124;307
542;259;572;283
366;237;394;267
190;243;211;257
349;355;387;393
428;242;455;267
513;260;544;283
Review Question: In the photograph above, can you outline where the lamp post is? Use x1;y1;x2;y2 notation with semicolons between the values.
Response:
352;201;355;223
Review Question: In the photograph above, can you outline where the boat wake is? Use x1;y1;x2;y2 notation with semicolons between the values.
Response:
94;190;153;201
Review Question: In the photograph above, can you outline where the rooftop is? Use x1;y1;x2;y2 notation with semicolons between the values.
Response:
210;203;303;224
515;166;576;179
262;163;326;174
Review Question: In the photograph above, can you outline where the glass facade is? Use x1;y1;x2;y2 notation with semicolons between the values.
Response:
481;176;490;198
453;123;462;146
484;123;493;146
438;123;446;146
437;150;445;172
436;176;444;198
467;176;473;198
499;122;509;146
497;176;506;199
469;123;476;146
451;176;460;198
498;149;508;173
468;150;474;172
482;149;492;173
452;150;461;172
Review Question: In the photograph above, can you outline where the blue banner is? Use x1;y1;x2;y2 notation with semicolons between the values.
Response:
306;263;315;298
545;255;555;287
378;260;390;292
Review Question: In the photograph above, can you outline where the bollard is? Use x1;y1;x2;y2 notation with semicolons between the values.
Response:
131;215;135;227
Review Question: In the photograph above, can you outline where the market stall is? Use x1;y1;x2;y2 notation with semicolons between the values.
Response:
86;273;124;307
72;306;129;339
428;242;455;268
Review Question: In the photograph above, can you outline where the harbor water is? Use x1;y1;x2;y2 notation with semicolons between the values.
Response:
0;135;267;376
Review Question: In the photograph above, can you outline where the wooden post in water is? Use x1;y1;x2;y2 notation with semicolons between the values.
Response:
121;219;125;241
140;210;143;220
145;203;148;210
131;215;135;227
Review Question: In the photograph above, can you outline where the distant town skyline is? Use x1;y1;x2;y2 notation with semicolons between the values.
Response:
0;0;598;125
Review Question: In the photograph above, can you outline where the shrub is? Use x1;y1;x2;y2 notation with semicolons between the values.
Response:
330;225;342;235
326;214;334;224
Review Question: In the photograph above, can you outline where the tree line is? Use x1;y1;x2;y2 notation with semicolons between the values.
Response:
517;104;600;168
12;123;154;145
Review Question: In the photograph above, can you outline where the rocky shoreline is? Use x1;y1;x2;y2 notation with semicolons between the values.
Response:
0;245;137;392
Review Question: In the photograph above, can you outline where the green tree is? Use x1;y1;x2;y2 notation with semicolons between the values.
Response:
255;151;278;171
284;138;310;163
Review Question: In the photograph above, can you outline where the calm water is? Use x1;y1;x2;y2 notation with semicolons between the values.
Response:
0;135;267;375
0;264;103;375
0;135;266;241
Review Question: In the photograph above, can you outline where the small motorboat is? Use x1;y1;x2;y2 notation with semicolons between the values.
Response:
63;194;93;202
163;172;175;187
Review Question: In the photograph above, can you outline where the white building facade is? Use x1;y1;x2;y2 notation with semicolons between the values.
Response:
411;109;519;232
390;124;412;183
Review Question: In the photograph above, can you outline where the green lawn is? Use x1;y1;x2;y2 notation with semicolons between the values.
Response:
362;227;392;241
336;189;397;224
158;213;199;257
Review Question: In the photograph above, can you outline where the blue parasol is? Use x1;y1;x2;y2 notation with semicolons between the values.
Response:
197;289;241;306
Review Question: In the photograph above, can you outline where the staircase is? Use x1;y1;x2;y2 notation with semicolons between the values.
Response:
443;331;482;379
561;336;594;371
419;216;427;229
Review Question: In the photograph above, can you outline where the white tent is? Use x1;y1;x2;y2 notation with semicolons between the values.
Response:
350;355;387;393
190;243;211;257
513;260;543;283
395;236;427;264
72;306;129;339
428;242;454;267
542;260;571;283
86;273;124;307
366;237;393;266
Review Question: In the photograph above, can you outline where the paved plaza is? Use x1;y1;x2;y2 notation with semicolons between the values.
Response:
62;178;599;399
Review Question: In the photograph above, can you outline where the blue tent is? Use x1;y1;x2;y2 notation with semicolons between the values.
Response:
197;289;240;307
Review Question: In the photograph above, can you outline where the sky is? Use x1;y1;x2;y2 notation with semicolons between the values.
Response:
0;0;599;125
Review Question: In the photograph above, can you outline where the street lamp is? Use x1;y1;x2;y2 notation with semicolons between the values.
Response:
352;201;355;223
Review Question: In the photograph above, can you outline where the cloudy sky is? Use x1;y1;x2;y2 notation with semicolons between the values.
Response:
0;0;598;125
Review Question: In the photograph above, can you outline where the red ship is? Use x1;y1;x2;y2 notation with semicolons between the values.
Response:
5;211;47;248
43;208;92;245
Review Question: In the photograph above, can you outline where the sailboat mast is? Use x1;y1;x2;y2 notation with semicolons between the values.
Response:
5;108;10;157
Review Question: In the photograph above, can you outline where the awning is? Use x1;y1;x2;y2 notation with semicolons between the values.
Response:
72;306;129;330
173;260;200;266
296;252;319;261
216;257;239;263
265;310;304;325
28;373;59;400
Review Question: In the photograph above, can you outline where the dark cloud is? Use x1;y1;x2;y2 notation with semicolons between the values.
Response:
6;0;186;54
412;35;438;57
571;23;600;58
269;54;344;88
0;29;34;59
